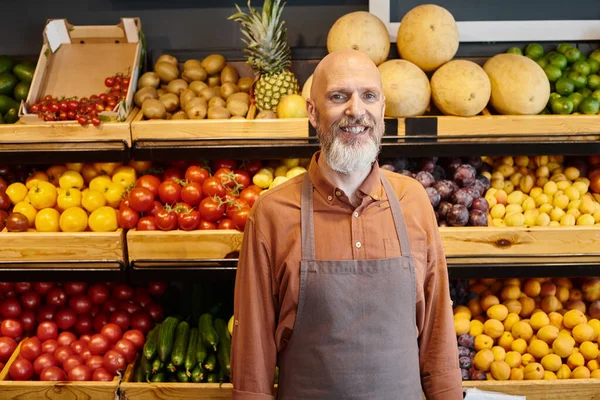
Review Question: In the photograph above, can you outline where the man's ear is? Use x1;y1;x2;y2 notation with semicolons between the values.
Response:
307;98;318;129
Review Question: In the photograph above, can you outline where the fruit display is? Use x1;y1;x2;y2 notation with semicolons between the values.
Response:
507;43;600;115
378;59;431;117
482;155;600;227
451;276;600;381
0;281;166;381
0;55;34;124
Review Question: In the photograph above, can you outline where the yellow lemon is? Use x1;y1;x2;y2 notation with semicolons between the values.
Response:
528;339;550;359
475;334;494;351
541;354;562;372
579;341;599;361
563;309;587;329
474;349;494;371
524;363;545;380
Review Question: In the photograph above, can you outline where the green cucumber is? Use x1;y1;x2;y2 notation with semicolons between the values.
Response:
151;358;164;375
143;324;160;360
150;372;166;382
139;355;152;382
204;352;217;372
167;374;178;382
196;340;209;366
171;321;190;367
133;361;144;382
214;318;231;378
158;316;180;362
199;313;219;351
190;364;204;383
165;361;177;373
206;372;219;383
185;328;199;374
177;369;190;382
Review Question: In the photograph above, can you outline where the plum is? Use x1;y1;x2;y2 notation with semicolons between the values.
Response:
479;162;493;174
398;169;413;177
419;159;436;173
461;369;470;381
438;201;453;220
471;180;486;198
442;157;462;174
471;197;489;213
415;171;435;188
458;346;471;358
469;210;488;227
433;181;453;200
448;180;460;193
466;156;483;170
454;164;476;187
432;165;446;181
451;188;474;209
471;370;487;381
393;158;409;171
425;187;441;208
476;174;491;191
459;356;472;370
448;204;469;227
457;333;475;349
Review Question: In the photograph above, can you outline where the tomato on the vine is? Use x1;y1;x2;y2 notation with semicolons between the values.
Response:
240;187;260;208
214;168;235;189
211;159;237;171
202;177;226;199
148;200;163;217
117;206;139;229
162;167;184;182
233;169;251;190
185;166;209;185
135;175;161;197
158;181;182;204
198;197;225;222
177;209;200;231
242;160;263;175
180;181;203;206
155;207;178;231
218;219;235;229
232;207;251;231
226;198;250;220
136;216;157;231
170;160;189;170
128;187;154;213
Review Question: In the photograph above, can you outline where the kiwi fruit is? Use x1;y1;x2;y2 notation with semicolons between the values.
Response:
201;54;226;75
207;75;221;87
142;99;167;120
182;66;207;83
256;110;277;119
179;89;197;110
209;97;227;108
237;77;254;93
171;110;189;120
134;87;159;108
221;65;239;84
156;54;179;68
189;81;208;96
227;92;250;105
138;72;161;89
155;61;180;83
186;97;208;120
208;106;232;119
159;93;180;113
220;82;239;99
227;100;249;117
157;88;168;97
200;87;219;102
167;79;189;95
183;59;202;70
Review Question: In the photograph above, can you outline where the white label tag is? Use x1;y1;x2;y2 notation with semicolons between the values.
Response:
464;388;526;400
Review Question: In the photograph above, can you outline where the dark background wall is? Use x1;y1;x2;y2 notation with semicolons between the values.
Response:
2;0;599;58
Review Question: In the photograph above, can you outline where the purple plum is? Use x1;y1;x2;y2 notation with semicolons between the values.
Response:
451;188;474;209
454;164;477;187
416;171;436;188
448;204;469;227
426;187;441;208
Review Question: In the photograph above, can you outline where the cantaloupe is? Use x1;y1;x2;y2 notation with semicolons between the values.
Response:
301;74;313;100
327;11;390;66
431;60;491;116
483;54;551;115
397;4;459;72
378;59;430;117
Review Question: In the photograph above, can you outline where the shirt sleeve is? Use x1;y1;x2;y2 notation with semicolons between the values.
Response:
231;214;277;400
419;207;463;400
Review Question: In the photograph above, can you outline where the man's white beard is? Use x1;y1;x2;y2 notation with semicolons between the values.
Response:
316;116;383;174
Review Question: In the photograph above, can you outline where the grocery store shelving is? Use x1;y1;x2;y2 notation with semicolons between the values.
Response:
462;379;600;400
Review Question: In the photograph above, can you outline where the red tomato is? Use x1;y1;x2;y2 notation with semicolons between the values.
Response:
202;177;226;199
198;220;218;230
86;355;104;371
148;200;163;217
55;307;77;330
37;305;56;323
130;310;152;335
170;160;189;170
180;181;203;206
214;168;235;189
135;174;161;197
178;209;200;231
155;207;178;231
118;194;131;210
34;354;58;375
117;206;139;229
0;298;21;318
185;165;210;184
132;290;153;308
93;312;110;333
243;159;263;175
20;291;42;309
63;355;84;372
37;321;58;342
158;181;182;204
118;301;141;314
123;329;145;350
57;332;77;347
14;282;32;294
101;299;119;314
0;337;17;362
226;198;250;219
147;282;167;297
233;169;251;189
0;192;10;211
68;364;92;381
41;339;58;355
129;187;154;212
199;197;225;222
0;282;13;293
1;319;22;339
54;346;73;365
74;314;93;334
162;167;184;182
232;207;251;231
80;334;92;343
114;338;137;363
136;216;157;231
46;287;67;307
40;365;66;381
32;282;54;295
80;347;92;362
69;295;93;315
218;218;235;229
88;284;110;305
88;334;110;356
20;337;41;361
239;187;260;207
20;309;36;333
103;350;126;375
112;284;134;301
92;367;113;381
64;282;87;296
146;303;164;322
110;311;131;331
69;340;88;356
9;358;33;380
211;159;237;171
101;323;123;344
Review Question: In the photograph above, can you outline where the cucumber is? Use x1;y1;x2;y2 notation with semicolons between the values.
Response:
190;364;204;383
204;352;217;372
185;328;199;374
206;372;219;383
177;369;190;383
196;340;209;366
143;324;160;360
158;316;180;362
171;321;190;367
165;361;177;373
167;374;178;383
151;358;164;375
214;318;231;378
199;313;219;351
139;355;152;382
133;361;144;382
150;372;166;382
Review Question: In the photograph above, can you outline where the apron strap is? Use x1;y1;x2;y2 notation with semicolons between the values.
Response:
301;173;316;260
380;174;413;257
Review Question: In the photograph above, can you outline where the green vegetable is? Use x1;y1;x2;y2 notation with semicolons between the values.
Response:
190;364;204;383
177;369;190;382
143;324;160;360
204;353;217;372
206;372;219;383
4;108;18;124
171;321;190;367
199;313;219;351
214;318;231;378
139;355;152;382
185;327;199;374
151;358;164;375
149;372;166;382
196;339;209;366
165;361;176;373
158;316;180;362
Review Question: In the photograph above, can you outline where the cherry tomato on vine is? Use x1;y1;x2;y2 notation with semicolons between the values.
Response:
177;209;200;231
162;167;184;182
155;208;178;231
211;159;237;171
198;197;225;222
232;207;251;231
198;220;218;230
117;206;139;229
201;177;226;199
185;166;210;185
135;175;161;197
136;216;157;231
214;168;235;189
158;181;182;204
180;182;203;206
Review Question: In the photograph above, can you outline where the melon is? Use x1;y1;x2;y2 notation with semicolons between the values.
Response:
397;4;459;72
301;74;313;100
431;60;491;116
378;60;430;117
483;54;551;115
327;11;390;66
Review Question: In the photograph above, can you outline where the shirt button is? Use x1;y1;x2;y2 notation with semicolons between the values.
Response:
327;195;333;201
336;191;341;196
235;320;239;326
353;212;359;218
356;241;361;248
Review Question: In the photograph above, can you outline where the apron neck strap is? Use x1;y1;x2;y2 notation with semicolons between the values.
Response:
380;173;412;257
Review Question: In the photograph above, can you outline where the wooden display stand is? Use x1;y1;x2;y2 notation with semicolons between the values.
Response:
464;380;600;400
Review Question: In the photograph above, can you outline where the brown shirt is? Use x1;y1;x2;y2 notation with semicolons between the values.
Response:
231;152;462;400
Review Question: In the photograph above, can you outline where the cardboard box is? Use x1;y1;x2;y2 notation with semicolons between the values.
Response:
19;18;143;124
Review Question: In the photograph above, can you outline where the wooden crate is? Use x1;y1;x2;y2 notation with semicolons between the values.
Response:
0;228;125;268
126;229;243;265
120;382;234;399
464;379;600;400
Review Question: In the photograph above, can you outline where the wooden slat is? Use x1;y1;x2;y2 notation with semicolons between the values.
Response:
0;340;23;381
120;383;235;400
0;229;125;265
0;381;119;399
463;379;600;400
126;229;243;263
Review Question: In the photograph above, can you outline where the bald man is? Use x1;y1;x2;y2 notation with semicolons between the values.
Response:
231;50;462;400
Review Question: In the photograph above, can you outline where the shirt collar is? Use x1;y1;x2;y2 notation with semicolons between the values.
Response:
308;151;384;204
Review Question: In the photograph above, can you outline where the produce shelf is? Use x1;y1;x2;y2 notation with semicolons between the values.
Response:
120;382;234;399
463;379;600;400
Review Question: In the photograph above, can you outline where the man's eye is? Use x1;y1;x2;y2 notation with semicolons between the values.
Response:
364;93;376;100
331;94;344;101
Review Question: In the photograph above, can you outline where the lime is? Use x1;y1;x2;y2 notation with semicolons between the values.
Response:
537;58;548;69
587;74;600;90
555;78;575;95
578;87;593;98
13;81;30;102
543;65;562;82
572;60;591;76
591;90;600;101
567;71;587;89
551;97;574;114
3;108;18;124
549;92;562;102
506;47;523;55
588;59;600;74
557;43;573;54
565;48;582;64
0;72;17;96
579;97;600;114
589;50;600;64
548;53;568;70
525;43;545;60
568;92;584;109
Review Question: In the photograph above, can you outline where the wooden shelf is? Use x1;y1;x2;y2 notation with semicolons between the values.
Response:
463;379;600;400
120;383;234;399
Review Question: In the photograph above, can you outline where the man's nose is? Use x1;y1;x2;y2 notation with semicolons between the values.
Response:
345;92;364;118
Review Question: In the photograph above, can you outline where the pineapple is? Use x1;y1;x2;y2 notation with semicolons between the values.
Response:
229;0;299;112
